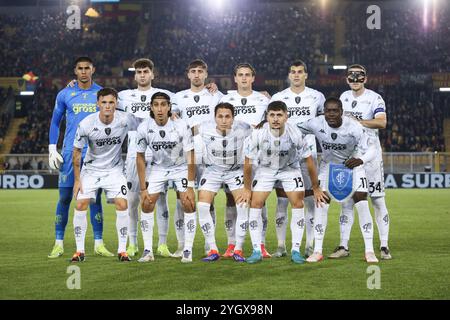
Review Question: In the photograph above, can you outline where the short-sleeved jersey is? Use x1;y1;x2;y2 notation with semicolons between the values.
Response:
297;116;373;164
74;111;138;172
245;122;310;171
270;86;325;124
135;118;194;170
50;82;102;152
197;120;251;172
220;91;269;127
118;87;175;158
340;88;385;154
175;88;223;128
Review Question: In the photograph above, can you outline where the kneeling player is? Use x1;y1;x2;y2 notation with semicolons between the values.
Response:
193;102;252;262
297;97;378;263
71;88;138;262
244;101;326;264
136;92;196;263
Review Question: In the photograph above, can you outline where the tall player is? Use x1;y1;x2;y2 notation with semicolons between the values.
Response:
71;88;138;262
171;59;223;257
48;57;113;258
269;60;325;258
136;92;196;263
297;97;379;263
243;101;326;264
118;58;174;258
219;63;271;258
329;65;392;260
193;102;252;262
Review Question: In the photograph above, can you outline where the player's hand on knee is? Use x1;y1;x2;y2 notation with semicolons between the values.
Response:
313;186;329;207
48;144;63;170
237;188;251;207
183;187;196;211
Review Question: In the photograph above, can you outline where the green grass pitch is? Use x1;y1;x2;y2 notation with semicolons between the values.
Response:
0;189;449;300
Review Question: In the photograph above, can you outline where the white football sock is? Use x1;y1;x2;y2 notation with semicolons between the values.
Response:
291;208;305;252
94;239;103;248
354;200;374;253
198;202;217;251
235;204;249;251
313;203;329;254
174;199;185;249
210;204;216;230
248;208;262;252
55;239;64;247
183;212;197;253
116;210;129;253
372;196;390;248
225;206;237;245
127;191;140;246
275;197;289;248
339;198;355;249
304;196;315;250
156;192;169;246
261;206;268;245
73;209;87;253
140;211;154;252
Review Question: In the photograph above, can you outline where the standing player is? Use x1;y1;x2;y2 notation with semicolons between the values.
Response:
269;60;325;258
329;65;392;260
243;101;326;264
219;63;271;258
172;59;223;257
297;97;379;263
118;58;174;258
71;88;138;262
193;102;252;262
135;92;196;263
48;57;112;258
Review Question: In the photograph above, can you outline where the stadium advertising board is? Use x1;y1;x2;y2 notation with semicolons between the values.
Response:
1;173;449;189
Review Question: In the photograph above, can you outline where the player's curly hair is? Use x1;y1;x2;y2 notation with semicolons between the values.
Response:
150;92;172;118
133;58;154;71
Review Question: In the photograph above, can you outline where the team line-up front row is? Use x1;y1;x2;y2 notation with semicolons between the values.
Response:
48;57;392;264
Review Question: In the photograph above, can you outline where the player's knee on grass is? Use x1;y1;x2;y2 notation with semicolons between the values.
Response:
353;192;368;203
76;199;90;211
114;198;128;211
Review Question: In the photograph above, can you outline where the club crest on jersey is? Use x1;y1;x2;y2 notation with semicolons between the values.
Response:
141;95;146;102
222;139;228;147
159;130;165;138
351;101;357;108
105;128;111;136
194;95;200;103
331;133;337;140
295;96;301;104
241;98;247;106
326;163;355;202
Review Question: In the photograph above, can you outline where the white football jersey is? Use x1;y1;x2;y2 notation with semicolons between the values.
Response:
74;111;138;172
118;87;175;158
197;120;251;172
297;116;373;164
220;91;269;127
135;118;194;170
245;122;310;171
270;86;325;124
340;88;385;155
175;88;223;128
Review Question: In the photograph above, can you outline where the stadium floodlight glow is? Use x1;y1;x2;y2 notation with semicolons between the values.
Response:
20;91;35;96
128;67;135;72
423;0;429;29
439;87;450;92
333;65;347;70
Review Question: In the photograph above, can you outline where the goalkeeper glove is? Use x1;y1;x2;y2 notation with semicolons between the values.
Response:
48;144;64;170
